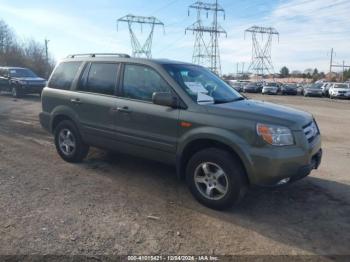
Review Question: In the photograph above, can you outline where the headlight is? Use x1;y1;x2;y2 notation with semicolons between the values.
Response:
18;80;27;85
257;123;294;146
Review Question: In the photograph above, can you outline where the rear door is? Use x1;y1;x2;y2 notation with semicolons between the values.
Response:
73;62;120;143
113;63;180;163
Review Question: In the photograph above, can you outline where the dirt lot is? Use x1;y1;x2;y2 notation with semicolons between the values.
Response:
0;92;349;257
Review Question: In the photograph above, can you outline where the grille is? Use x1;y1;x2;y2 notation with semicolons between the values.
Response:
303;121;319;143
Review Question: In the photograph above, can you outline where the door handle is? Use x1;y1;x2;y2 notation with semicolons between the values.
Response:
70;98;83;105
116;106;131;113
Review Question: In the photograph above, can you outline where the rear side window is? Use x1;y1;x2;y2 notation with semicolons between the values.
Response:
49;62;82;90
79;63;118;96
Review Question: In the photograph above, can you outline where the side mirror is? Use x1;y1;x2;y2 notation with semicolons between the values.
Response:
152;92;179;108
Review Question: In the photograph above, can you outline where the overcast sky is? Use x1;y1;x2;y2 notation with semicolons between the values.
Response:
1;0;349;74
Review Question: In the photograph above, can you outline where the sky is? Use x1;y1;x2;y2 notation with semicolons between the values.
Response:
0;0;349;74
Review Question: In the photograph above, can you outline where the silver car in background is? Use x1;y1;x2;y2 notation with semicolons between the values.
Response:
262;82;279;95
303;84;323;97
329;83;350;99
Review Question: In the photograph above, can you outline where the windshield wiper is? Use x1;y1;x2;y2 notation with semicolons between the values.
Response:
215;97;245;104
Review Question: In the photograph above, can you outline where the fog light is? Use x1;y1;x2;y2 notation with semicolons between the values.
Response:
277;178;290;185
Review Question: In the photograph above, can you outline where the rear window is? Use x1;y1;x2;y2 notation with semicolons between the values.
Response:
49;62;82;90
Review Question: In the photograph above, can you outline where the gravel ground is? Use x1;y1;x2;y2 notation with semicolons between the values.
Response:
0;93;349;258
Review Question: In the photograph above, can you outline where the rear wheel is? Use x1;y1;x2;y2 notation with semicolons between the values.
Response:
54;120;89;163
186;148;247;210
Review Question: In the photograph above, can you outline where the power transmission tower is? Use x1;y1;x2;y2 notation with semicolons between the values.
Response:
186;1;227;76
245;26;279;76
117;14;164;58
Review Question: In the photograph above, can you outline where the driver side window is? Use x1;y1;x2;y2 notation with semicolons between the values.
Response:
122;64;171;102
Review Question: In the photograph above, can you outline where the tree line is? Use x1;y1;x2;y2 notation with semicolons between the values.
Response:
0;19;55;78
279;67;327;81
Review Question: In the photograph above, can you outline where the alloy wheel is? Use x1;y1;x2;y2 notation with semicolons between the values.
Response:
194;162;229;201
58;128;76;156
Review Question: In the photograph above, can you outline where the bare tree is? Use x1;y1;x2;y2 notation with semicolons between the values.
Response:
0;19;55;78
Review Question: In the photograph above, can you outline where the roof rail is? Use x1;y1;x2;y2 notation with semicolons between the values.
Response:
67;53;131;59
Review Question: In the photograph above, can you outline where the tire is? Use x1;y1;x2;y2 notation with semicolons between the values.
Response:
186;148;247;210
54;120;89;163
12;86;21;98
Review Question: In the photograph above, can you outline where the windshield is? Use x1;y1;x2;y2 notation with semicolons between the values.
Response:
9;68;37;78
308;84;322;89
163;64;243;104
266;83;277;87
334;84;349;89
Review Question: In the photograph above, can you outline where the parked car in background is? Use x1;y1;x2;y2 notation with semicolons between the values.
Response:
321;82;332;97
262;82;279;95
225;80;243;92
281;84;298;95
0;67;46;98
329;83;350;99
243;82;262;93
40;53;322;210
303;84;323;97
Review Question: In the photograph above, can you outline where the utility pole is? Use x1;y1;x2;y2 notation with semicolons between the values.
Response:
329;49;350;81
245;26;279;77
329;48;334;74
44;39;50;64
117;15;164;58
186;1;227;76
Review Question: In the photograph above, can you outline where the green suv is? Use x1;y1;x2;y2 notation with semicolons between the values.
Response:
40;54;322;210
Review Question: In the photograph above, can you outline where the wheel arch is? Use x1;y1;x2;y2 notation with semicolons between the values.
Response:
50;106;81;134
177;137;252;185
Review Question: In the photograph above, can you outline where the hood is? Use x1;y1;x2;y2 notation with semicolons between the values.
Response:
306;88;322;91
206;99;312;129
13;77;46;82
333;88;350;92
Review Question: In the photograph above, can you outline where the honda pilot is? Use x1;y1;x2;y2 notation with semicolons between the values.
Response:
40;54;322;210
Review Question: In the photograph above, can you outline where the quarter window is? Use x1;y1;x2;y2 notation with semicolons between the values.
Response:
49;62;82;90
122;64;171;102
79;63;118;95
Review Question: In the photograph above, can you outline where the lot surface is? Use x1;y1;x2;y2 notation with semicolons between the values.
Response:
0;92;349;257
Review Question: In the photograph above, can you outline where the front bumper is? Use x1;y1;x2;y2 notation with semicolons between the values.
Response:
39;112;51;133
282;90;298;95
305;92;323;97
247;134;322;186
244;89;259;93
262;89;278;94
21;85;44;94
332;93;350;99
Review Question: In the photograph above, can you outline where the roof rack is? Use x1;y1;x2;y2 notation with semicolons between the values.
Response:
67;53;131;59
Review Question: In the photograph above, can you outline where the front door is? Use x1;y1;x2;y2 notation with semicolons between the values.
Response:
114;64;180;163
0;69;9;91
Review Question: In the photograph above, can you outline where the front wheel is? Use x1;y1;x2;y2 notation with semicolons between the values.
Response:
12;86;21;98
186;148;247;210
54;120;89;163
